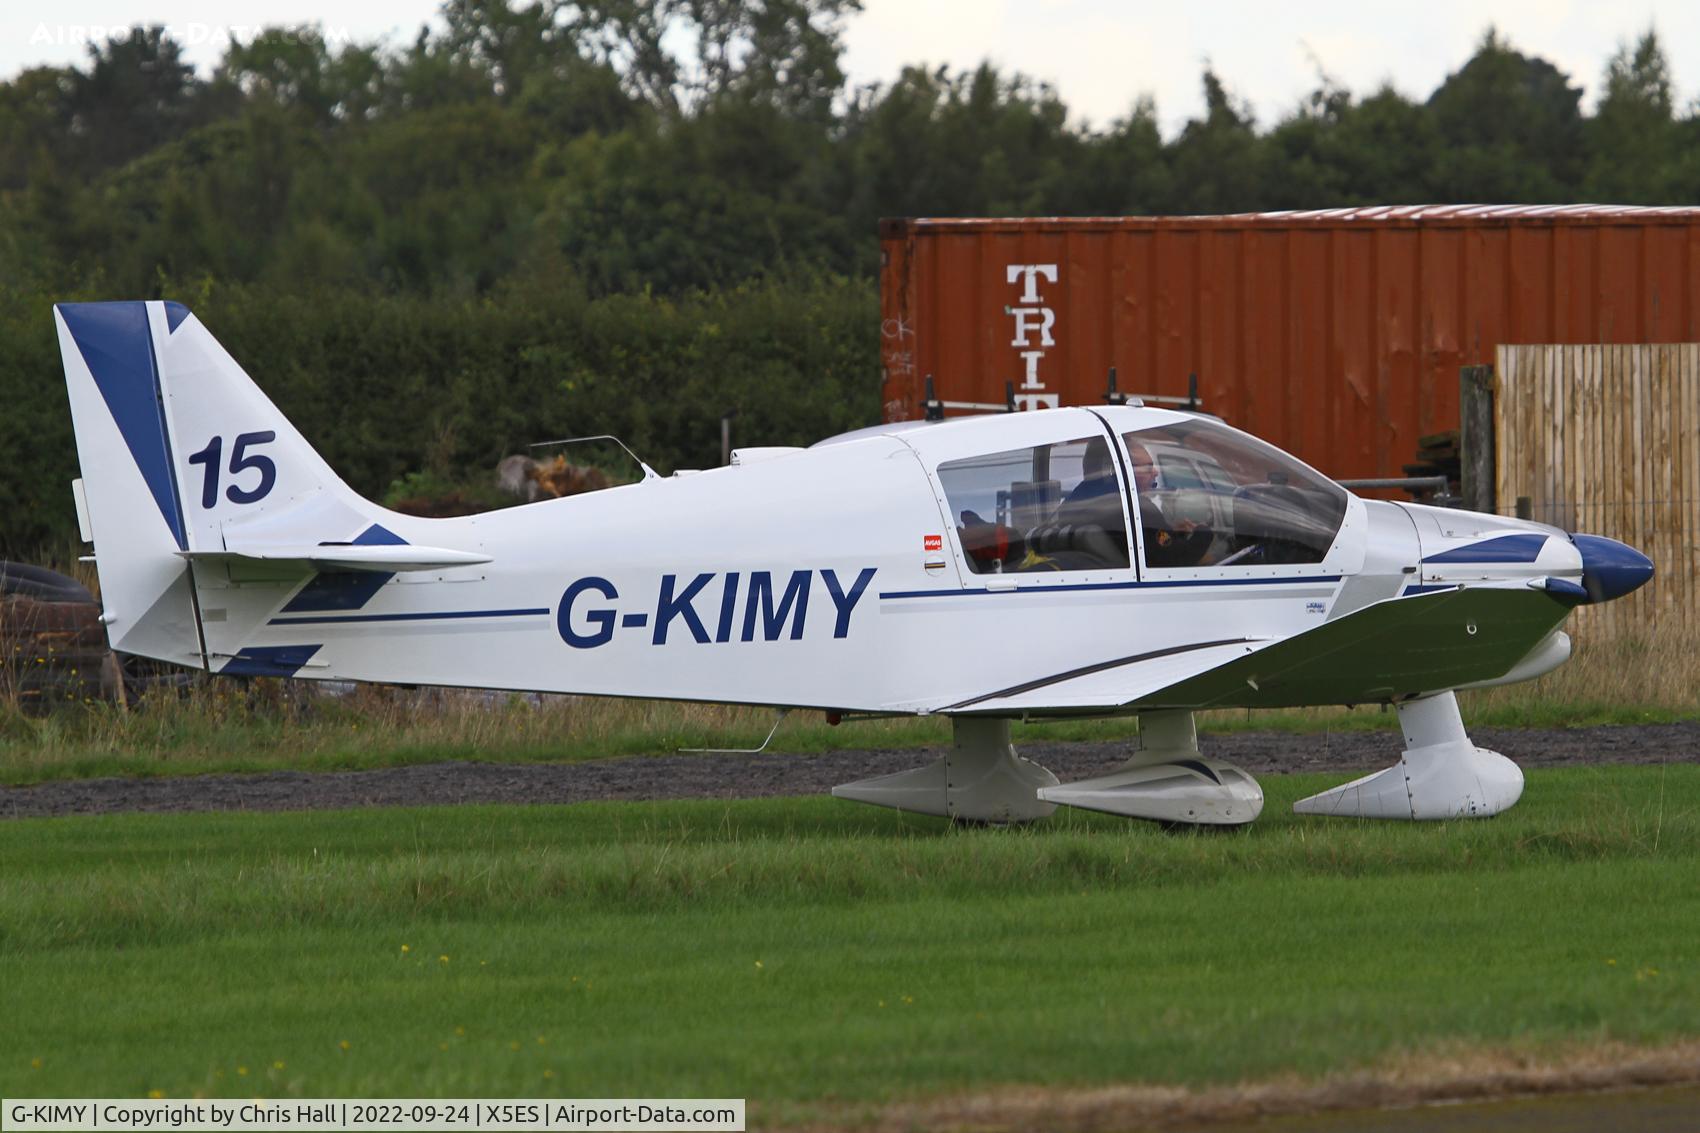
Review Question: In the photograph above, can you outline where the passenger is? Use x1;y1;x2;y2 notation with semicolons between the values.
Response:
1127;439;1211;568
1064;438;1118;504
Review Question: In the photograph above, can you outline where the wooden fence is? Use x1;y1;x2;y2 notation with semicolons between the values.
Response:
1496;343;1699;638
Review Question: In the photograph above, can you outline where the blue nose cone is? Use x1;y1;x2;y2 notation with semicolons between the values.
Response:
1573;534;1654;603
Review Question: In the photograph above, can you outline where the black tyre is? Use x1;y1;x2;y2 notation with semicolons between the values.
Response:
0;562;94;603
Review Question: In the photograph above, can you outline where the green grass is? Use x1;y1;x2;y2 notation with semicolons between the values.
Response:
1;680;1692;786
3;766;1697;1115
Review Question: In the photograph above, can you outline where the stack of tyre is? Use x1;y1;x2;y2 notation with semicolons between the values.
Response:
1;563;121;708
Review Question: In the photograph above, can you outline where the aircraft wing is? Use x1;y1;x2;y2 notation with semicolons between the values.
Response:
941;583;1577;716
935;637;1272;715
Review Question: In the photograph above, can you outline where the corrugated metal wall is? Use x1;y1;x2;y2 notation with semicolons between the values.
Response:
1497;343;1699;639
879;208;1700;481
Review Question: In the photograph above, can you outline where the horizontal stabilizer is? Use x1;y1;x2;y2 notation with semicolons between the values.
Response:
181;544;491;572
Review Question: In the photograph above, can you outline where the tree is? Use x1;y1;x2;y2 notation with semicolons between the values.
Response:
1426;27;1584;201
0;66;76;192
538;99;849;294
842;63;1084;223
569;0;859;121
220;27;387;126
1166;69;1268;212
697;0;860;124
1072;96;1171;215
380;23;498;113
63;27;213;174
1260;72;1356;209
1284;84;1442;206
1584;30;1680;202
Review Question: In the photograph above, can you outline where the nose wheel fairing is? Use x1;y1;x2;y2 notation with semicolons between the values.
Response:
1293;691;1523;820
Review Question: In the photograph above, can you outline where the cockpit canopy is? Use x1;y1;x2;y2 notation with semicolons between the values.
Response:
936;415;1348;574
1123;418;1348;566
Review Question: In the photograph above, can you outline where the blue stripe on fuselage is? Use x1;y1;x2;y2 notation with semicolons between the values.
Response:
1421;533;1548;564
269;608;549;626
878;575;1342;601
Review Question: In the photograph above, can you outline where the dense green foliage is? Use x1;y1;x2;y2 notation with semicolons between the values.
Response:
0;276;876;555
3;771;1697;1105
3;4;1697;553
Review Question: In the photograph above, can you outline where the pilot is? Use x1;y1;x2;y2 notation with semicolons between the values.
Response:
1022;438;1126;570
1127;439;1211;568
1126;439;1159;492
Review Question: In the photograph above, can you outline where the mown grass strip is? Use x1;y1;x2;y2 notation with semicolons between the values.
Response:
2;767;1696;1109
2;768;1694;946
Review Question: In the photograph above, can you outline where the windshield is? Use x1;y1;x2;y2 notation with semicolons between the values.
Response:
1122;419;1348;568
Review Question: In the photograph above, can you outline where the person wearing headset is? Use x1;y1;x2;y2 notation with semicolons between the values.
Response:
1126;438;1211;567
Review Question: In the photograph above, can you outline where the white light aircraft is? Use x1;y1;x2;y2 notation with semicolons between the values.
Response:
56;301;1655;825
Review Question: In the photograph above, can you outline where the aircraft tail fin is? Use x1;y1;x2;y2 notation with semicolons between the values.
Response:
54;300;377;667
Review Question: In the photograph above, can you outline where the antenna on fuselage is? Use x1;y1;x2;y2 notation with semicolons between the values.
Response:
1105;365;1127;406
528;434;660;481
678;709;791;755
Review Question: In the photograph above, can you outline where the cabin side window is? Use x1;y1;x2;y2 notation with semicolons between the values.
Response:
938;435;1131;574
1122;420;1348;568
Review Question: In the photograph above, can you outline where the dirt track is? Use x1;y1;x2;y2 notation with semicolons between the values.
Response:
3;722;1695;820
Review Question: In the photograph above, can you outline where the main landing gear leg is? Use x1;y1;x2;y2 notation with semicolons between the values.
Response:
1293;690;1524;820
831;717;1058;824
1038;710;1264;825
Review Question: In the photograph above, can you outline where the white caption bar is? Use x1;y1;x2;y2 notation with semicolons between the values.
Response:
2;1100;745;1132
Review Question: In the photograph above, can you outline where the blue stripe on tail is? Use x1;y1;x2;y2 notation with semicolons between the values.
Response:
57;302;188;550
280;524;408;612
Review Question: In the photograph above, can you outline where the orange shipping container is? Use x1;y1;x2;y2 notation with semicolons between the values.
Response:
878;207;1700;481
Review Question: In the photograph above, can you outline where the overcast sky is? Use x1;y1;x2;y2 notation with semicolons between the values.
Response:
6;1;1696;136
